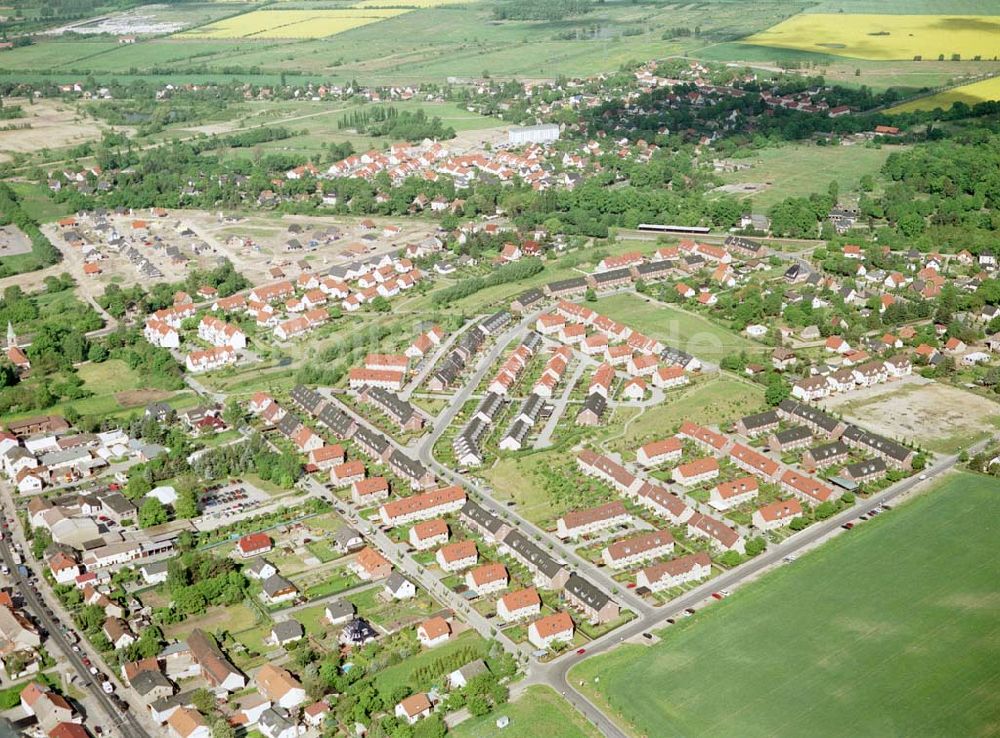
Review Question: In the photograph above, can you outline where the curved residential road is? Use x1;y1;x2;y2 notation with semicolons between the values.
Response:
415;311;652;615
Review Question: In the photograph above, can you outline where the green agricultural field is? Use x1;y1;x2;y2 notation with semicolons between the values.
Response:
715;141;898;210
594;293;759;363
451;685;602;738
571;471;1000;738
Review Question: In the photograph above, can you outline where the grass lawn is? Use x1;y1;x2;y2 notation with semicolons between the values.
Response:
595;293;759;364
372;630;489;700
451;685;601;738
483;450;566;524
301;569;359;599
162;603;260;643
716;141;897;210
613;377;765;455
295;604;331;638
304;540;342;563
571;471;1000;738
3;359;187;423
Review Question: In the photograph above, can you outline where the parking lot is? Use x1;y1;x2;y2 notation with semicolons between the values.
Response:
198;480;269;519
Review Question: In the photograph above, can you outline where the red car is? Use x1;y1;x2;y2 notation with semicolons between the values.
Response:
576;648;586;655
711;592;724;600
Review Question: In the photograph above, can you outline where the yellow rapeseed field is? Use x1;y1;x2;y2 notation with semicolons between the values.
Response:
889;76;1000;112
352;0;475;6
180;8;410;39
746;13;1000;61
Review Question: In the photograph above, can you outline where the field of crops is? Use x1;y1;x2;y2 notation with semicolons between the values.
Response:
746;13;1000;60
571;471;1000;738
180;8;410;39
889;75;1000;111
352;0;474;6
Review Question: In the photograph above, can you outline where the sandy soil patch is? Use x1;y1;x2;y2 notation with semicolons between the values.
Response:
821;377;1000;453
0;99;109;162
115;389;174;406
0;225;31;256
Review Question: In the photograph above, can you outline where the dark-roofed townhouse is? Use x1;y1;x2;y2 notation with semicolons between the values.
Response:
317;404;357;439
768;425;813;454
459;501;510;543
360;387;424;433
631;260;674;282
734;410;779;437
511;288;544;313
388;449;436;490
499;530;570;590
544;276;588;298
289;384;326;416
840;426;915;469
587;267;632;291
801;440;850;471
563;574;619;624
352;425;392;461
840;457;887;484
777;400;846;439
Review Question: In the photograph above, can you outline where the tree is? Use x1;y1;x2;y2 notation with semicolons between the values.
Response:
31;528;53;560
789;516;808;531
175;489;199;519
138;497;168;528
467;694;490;717
814;501;836;520
212;719;235;738
191;688;216;715
745;537;766;557
764;375;791;406
719;551;742;567
222;399;245;428
370;296;391;313
77;603;106;633
584;288;597;302
136;625;164;659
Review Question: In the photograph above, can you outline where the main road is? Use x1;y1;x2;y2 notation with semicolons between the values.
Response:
0;535;151;738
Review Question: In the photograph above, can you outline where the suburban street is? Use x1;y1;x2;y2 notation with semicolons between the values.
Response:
0;533;151;738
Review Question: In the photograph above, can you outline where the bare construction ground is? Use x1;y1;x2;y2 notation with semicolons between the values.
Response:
182;210;438;284
820;376;1000;454
37;208;438;292
0;98;113;162
0;225;31;256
